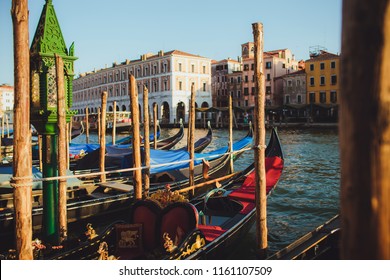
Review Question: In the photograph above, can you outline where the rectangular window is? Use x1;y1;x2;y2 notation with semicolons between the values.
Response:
297;95;302;103
244;87;249;96
266;86;271;94
331;91;337;103
237;77;241;83
310;64;314;71
285;95;290;104
203;65;206;74
331;61;336;69
179;81;182;90
244;64;249;71
251;87;255;95
244;76;248;83
266;62;272;69
310;77;315;86
320;76;325;85
191;65;195;73
320;62;325;70
267;74;271;81
230;77;234;83
203;83;206;92
178;63;182;71
309;92;315;103
331;75;337;85
320;91;326;103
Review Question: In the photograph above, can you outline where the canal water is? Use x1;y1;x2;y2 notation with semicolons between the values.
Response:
73;126;340;259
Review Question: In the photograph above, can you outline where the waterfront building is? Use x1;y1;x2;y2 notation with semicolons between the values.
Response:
279;69;307;121
305;49;340;122
72;50;212;125
211;58;241;107
240;43;300;107
0;84;14;123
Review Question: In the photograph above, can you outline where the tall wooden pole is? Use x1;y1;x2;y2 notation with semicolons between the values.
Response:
97;109;101;142
11;0;33;260
189;84;196;191
143;86;150;196
340;0;390;259
252;22;267;258
229;94;234;173
85;106;89;144
153;103;158;149
99;92;107;183
129;74;142;199
55;54;67;243
112;101;117;145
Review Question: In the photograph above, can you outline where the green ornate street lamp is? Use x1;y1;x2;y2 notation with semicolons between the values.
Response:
30;0;77;243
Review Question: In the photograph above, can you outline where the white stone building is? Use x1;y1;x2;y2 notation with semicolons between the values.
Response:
72;50;212;125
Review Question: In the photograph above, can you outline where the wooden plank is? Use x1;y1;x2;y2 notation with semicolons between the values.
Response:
98;181;134;193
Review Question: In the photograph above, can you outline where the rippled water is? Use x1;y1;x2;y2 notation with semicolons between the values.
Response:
74;126;340;258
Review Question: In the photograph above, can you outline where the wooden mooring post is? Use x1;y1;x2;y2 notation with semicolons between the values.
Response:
55;54;67;242
143;86;150;196
252;22;268;258
11;0;33;260
340;0;390;259
188;84;196;196
112;101;117;145
229;94;234;173
153;103;158;150
99;92;107;183
129;74;142;199
85;106;89;144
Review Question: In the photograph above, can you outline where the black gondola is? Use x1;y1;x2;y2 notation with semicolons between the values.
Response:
48;127;282;260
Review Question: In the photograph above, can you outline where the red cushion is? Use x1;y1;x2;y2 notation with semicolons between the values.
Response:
198;224;227;242
130;200;161;251
239;201;255;214
159;203;199;246
227;156;283;203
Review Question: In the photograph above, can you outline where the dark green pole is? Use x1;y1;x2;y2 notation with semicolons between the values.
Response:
42;134;59;242
30;0;77;244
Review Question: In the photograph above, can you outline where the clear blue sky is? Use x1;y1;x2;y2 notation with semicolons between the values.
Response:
0;0;342;86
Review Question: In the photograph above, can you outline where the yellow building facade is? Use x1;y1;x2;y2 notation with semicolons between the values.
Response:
306;50;340;105
305;50;340;121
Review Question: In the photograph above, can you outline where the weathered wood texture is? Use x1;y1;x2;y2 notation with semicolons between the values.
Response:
189;84;196;188
112;101;117;145
340;0;390;259
85;106;89;144
143;86;150;196
153;103;157;150
99;91;107;183
252;22;267;257
129;74;142;199
55;54;67;242
11;0;33;260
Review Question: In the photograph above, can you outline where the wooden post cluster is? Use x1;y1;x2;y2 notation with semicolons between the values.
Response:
252;22;268;258
340;0;390;259
11;0;33;260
